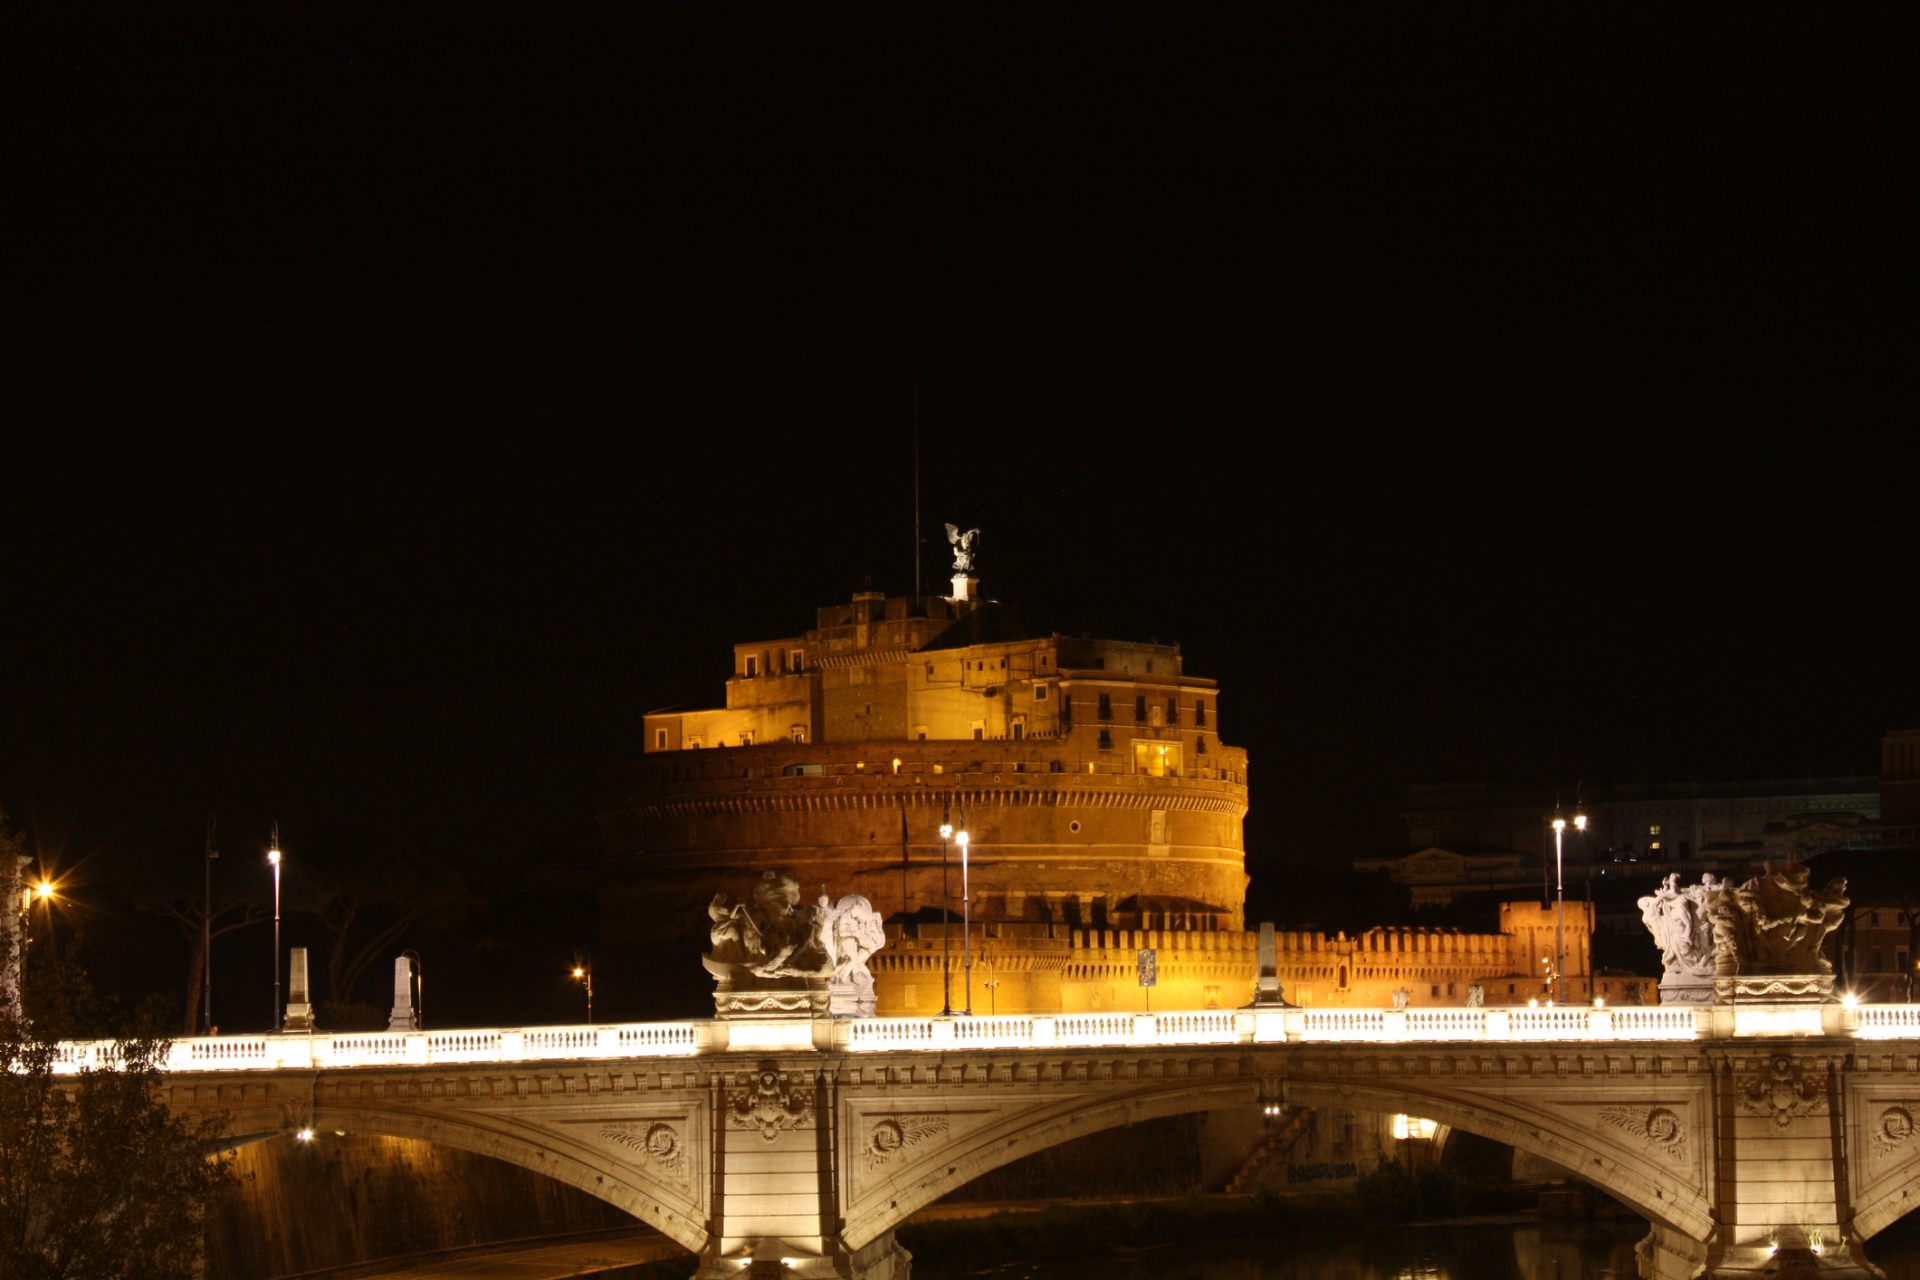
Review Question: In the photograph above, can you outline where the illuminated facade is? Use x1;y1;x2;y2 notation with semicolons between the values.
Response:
598;577;1630;1015
599;583;1251;966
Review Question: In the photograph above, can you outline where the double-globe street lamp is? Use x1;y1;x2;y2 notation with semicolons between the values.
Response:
937;804;973;1016
1550;806;1587;1005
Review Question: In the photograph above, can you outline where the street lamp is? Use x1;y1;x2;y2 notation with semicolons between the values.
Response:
572;956;594;1023
1551;806;1587;1007
938;808;954;1016
957;823;973;1016
267;825;283;1033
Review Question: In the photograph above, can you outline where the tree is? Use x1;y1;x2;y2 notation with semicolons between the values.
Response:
0;908;234;1278
290;830;469;1022
123;822;270;1035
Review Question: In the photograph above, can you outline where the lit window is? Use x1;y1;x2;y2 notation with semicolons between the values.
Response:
1649;824;1662;836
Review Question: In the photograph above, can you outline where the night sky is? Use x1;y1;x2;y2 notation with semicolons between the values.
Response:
9;11;1912;1006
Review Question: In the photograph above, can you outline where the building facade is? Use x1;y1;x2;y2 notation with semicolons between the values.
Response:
599;580;1250;949
600;571;1627;1015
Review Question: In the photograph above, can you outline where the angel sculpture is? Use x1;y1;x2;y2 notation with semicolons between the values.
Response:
945;523;981;573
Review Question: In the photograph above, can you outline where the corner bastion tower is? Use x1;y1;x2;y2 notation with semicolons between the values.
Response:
597;552;1251;1015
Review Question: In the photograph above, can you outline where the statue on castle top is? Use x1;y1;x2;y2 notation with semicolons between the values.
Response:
945;523;981;573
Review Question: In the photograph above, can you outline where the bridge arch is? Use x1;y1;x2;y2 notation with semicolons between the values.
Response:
842;1080;1257;1248
1283;1076;1713;1242
206;1100;708;1253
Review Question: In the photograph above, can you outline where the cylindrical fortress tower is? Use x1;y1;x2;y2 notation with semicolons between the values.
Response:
596;580;1250;1014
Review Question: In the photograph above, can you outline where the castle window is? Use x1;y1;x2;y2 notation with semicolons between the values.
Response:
745;655;759;678
1050;759;1065;773
1035;683;1049;702
1195;700;1207;726
1167;697;1179;725
971;724;985;741
790;726;807;743
1134;695;1146;722
790;649;804;672
1012;718;1025;739
1196;736;1207;754
1649;824;1662;836
1098;694;1112;720
740;731;754;746
655;728;668;750
1098;729;1114;750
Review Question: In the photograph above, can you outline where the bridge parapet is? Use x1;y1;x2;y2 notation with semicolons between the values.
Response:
46;1001;1903;1074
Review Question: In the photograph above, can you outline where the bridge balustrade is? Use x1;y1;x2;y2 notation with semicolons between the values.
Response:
1855;1004;1920;1039
42;1003;1920;1075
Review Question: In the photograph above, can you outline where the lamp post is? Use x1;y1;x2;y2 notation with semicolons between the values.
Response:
572;955;594;1023
1551;807;1587;1007
957;824;972;1015
267;825;283;1033
204;815;218;1035
938;808;954;1016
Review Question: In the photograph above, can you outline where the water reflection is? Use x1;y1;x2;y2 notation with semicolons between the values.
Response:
960;1221;1644;1279
958;1217;1920;1280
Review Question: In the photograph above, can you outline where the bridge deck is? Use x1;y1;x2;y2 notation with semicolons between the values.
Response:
48;1000;1920;1073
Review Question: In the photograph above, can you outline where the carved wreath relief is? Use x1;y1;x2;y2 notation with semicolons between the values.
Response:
728;1068;816;1141
602;1122;687;1175
1739;1055;1826;1127
863;1115;951;1169
1872;1106;1916;1157
1599;1106;1687;1161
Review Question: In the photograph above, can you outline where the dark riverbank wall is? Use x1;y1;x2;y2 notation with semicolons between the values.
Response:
206;1134;641;1279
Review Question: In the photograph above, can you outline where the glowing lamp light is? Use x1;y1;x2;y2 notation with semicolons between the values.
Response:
1843;991;1859;1009
939;823;953;839
1573;813;1588;831
295;1128;314;1142
572;966;586;979
1528;998;1540;1008
955;831;969;851
267;847;282;867
33;880;54;901
1593;997;1606;1009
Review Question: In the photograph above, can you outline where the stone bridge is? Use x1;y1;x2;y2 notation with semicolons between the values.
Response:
60;1002;1920;1279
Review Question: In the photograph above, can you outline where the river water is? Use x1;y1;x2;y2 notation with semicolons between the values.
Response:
940;1218;1920;1279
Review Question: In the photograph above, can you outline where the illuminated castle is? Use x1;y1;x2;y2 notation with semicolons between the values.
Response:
596;551;1621;1014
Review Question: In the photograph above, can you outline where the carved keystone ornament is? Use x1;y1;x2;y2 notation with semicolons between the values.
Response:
1739;1055;1826;1127
727;1068;816;1141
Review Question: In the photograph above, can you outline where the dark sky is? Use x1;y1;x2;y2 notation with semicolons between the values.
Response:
10;10;1913;889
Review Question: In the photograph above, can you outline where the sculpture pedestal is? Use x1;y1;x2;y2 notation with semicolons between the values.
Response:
1656;977;1716;1006
705;960;829;1019
1713;973;1835;1004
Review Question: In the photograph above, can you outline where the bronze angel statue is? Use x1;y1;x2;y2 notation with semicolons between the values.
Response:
945;523;980;573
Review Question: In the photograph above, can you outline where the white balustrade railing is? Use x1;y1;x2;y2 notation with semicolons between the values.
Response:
40;1002;1920;1075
